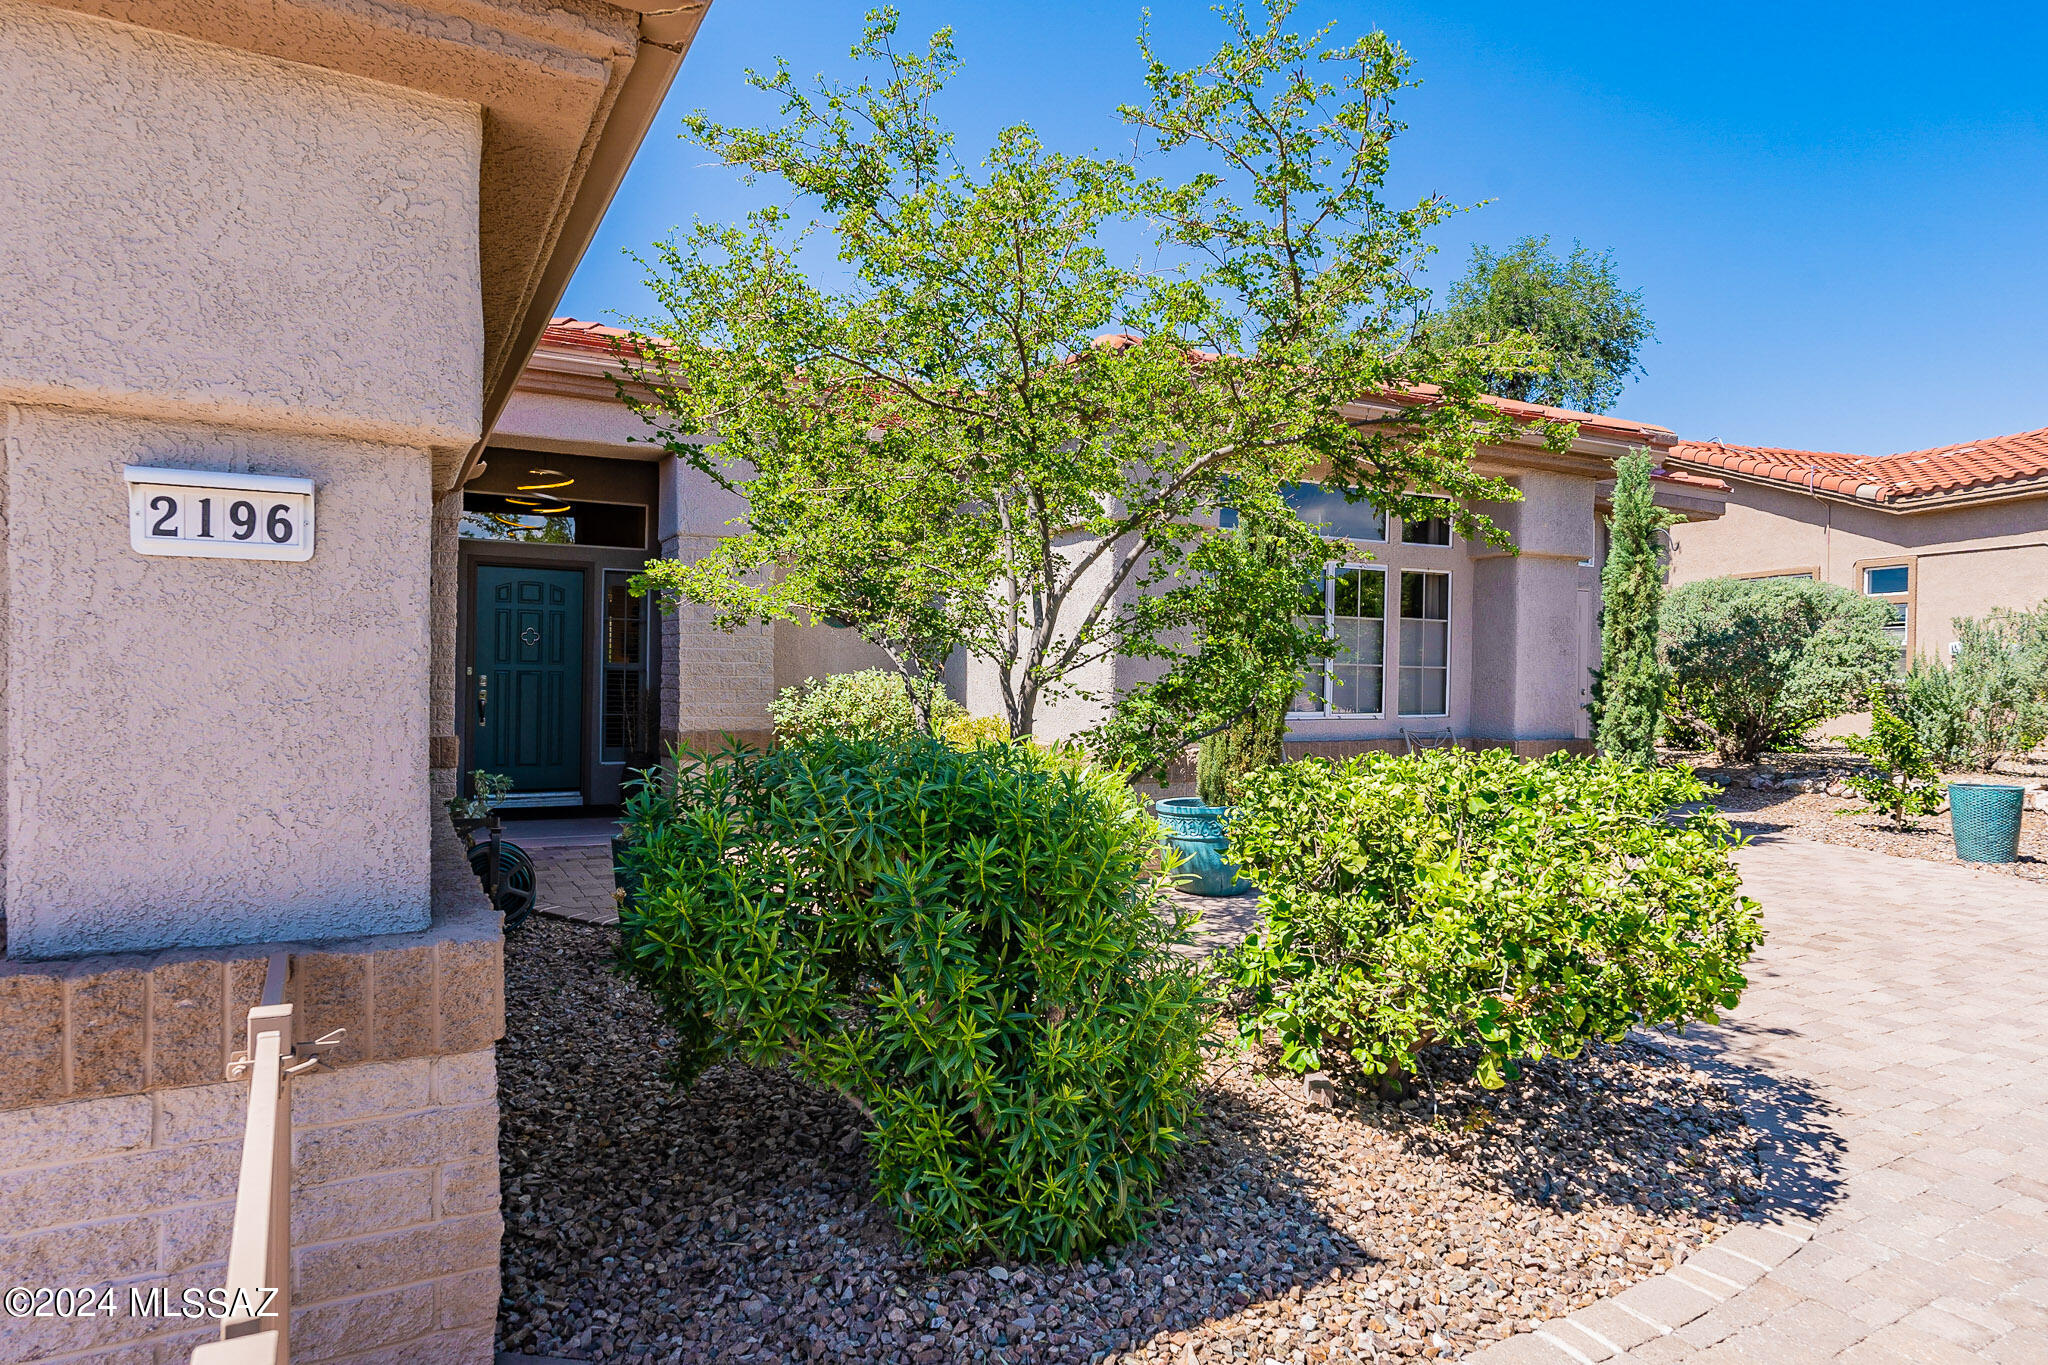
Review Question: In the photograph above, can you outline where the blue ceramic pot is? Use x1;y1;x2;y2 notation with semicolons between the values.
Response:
1154;797;1254;897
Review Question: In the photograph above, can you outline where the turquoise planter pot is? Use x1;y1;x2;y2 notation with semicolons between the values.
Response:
1950;782;2025;863
1155;797;1253;897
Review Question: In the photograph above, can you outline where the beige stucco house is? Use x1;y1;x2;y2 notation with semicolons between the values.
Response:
1664;427;2048;661
478;326;1731;780
0;2;708;1362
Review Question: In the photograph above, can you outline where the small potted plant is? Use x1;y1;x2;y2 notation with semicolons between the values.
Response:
446;769;513;837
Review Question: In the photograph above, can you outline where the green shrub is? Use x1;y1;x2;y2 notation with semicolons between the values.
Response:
767;668;968;739
617;736;1209;1263
1661;577;1896;762
1196;697;1289;807
1219;748;1762;1089
1897;654;1966;766
1897;608;2048;770
936;710;1011;749
1842;687;1944;825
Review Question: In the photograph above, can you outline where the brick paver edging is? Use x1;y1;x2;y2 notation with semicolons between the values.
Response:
1467;835;2048;1364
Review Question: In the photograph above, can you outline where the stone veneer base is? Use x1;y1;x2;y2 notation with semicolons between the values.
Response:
0;886;506;1365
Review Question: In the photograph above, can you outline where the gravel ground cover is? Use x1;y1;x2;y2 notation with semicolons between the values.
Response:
1679;750;2048;885
498;919;1764;1364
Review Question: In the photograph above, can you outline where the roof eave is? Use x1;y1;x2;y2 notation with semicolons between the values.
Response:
457;3;708;490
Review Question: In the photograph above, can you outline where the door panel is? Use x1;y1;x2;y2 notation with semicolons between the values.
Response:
473;567;585;794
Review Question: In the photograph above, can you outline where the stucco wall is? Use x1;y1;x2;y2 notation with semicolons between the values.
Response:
0;4;487;959
775;623;901;698
649;454;1610;750
3;408;434;957
0;2;483;449
491;388;659;460
1667;480;2048;659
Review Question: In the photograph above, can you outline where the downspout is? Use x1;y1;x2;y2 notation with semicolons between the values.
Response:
1806;468;1832;580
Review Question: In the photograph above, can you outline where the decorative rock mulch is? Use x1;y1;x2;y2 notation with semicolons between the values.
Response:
498;919;1764;1363
1683;752;2048;884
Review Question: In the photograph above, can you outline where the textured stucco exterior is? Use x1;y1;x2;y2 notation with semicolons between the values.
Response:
3;408;435;957
0;2;485;450
1667;478;2048;661
0;2;500;959
0;0;694;1358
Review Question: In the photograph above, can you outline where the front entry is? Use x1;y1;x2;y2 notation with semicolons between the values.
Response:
473;566;585;798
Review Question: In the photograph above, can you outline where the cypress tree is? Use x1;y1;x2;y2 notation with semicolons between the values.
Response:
1597;450;1674;766
1197;697;1290;807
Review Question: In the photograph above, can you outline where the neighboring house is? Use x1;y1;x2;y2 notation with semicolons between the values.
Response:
1663;427;2048;661
487;324;1730;788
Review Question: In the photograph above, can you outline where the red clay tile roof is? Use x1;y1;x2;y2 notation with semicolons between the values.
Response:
542;317;637;354
1650;466;1729;493
1668;427;2048;505
537;319;1694;467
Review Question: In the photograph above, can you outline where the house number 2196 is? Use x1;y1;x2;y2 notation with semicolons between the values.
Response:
123;466;317;562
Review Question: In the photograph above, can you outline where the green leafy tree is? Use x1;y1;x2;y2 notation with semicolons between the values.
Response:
1430;236;1654;413
623;5;1562;776
1597;449;1674;766
1662;577;1897;763
1842;687;1945;826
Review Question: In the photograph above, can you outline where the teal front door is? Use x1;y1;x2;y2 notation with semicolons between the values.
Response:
473;566;585;795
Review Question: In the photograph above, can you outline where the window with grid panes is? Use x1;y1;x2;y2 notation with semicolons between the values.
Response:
1291;565;1386;715
1398;570;1450;716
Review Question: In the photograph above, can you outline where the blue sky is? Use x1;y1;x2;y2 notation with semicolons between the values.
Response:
559;1;2048;456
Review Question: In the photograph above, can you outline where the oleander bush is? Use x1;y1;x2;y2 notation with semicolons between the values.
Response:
1219;748;1763;1089
616;735;1208;1263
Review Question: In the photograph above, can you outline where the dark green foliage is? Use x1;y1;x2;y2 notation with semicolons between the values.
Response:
1843;688;1945;826
616;737;1209;1263
1196;698;1290;808
1662;577;1897;763
1597;451;1673;766
1430;236;1655;413
1218;748;1762;1089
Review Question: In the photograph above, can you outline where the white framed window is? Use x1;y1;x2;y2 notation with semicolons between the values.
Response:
1398;570;1451;716
1400;497;1452;546
1861;563;1910;655
1291;564;1386;717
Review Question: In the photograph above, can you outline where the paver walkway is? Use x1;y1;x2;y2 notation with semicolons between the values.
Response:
504;817;623;926
1474;834;2048;1365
